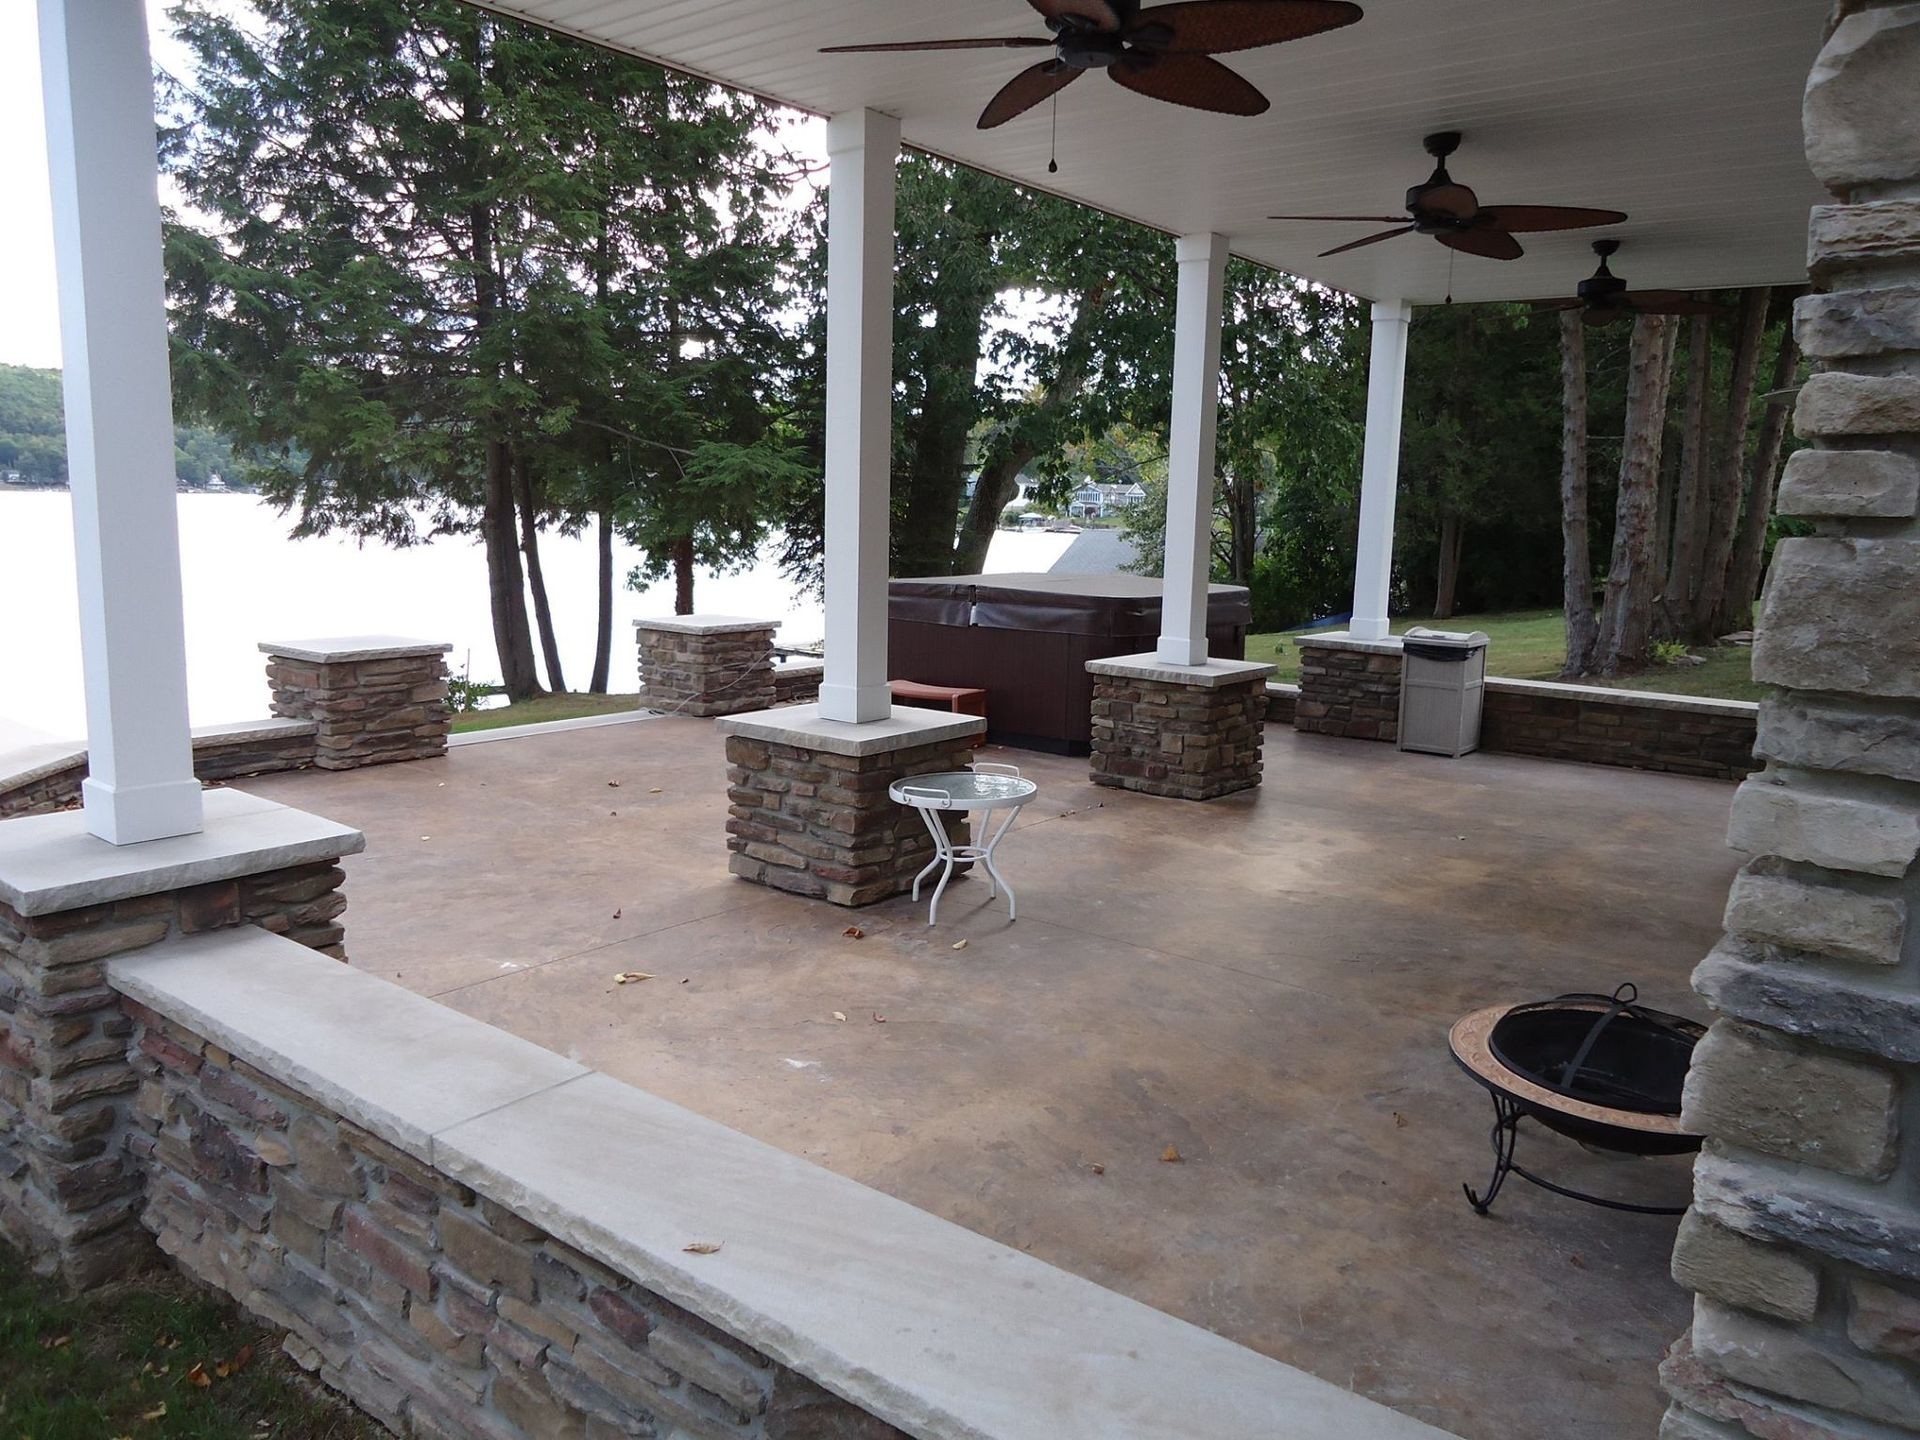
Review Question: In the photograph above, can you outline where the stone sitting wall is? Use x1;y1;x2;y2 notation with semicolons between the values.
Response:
264;638;452;771
1086;656;1275;801
635;617;779;718
1661;7;1920;1438
0;720;322;821
128;1001;902;1440
1294;636;1404;742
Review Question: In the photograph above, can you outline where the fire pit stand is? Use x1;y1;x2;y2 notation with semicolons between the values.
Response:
1449;985;1705;1217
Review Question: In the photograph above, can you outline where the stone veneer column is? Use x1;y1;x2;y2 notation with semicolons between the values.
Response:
261;637;451;770
1085;655;1276;801
1292;634;1405;742
635;616;780;718
1661;9;1920;1438
716;704;986;907
0;789;362;1287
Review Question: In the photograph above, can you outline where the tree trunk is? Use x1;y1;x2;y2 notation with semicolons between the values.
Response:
514;449;566;694
1225;456;1259;588
1558;313;1600;677
1690;287;1773;640
671;535;695;615
1433;511;1464;619
1597;314;1680;675
589;497;614;694
1715;322;1800;636
895;292;991;577
483;438;542;699
1660;316;1714;636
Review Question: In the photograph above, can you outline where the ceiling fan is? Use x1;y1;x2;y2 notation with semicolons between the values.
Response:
1533;240;1724;325
1269;131;1627;260
820;0;1364;130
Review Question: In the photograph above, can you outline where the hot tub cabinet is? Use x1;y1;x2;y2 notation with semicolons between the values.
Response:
888;572;1252;754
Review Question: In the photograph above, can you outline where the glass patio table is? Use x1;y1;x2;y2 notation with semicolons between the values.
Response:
887;763;1038;926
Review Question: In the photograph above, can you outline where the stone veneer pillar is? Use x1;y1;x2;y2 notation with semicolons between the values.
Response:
1085;655;1276;801
1661;8;1920;1437
1292;633;1405;742
261;637;451;770
716;703;986;906
0;789;362;1287
635;616;780;718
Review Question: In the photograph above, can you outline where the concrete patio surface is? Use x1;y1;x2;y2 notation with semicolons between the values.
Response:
237;716;1743;1440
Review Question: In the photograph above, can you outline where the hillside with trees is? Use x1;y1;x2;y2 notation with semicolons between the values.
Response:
0;364;239;487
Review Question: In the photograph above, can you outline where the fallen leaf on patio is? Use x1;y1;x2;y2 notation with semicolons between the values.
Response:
613;972;655;985
1089;1163;1105;1176
1393;1112;1407;1128
187;1362;211;1389
683;1241;723;1255
950;939;969;951
843;926;865;939
1569;1253;1587;1270
1160;1145;1184;1164
419;835;431;842
871;1012;887;1024
142;1404;168;1421
610;810;619;816
648;787;663;794
607;780;621;788
612;908;622;920
832;1011;848;1022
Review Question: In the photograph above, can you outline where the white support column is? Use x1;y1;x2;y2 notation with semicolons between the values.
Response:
1156;233;1229;668
1350;299;1413;643
818;109;901;724
38;0;203;844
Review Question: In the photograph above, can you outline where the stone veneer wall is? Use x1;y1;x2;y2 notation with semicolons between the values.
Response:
266;643;451;771
128;1000;905;1440
1089;674;1269;801
636;619;779;719
724;733;978;906
0;862;348;1287
771;662;825;709
1660;7;1920;1438
1293;637;1762;780
0;720;322;821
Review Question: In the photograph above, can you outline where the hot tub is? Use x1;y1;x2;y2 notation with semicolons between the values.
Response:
888;572;1252;754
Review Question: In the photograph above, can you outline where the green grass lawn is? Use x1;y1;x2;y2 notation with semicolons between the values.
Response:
450;691;642;734
0;1248;374;1439
1248;608;1764;703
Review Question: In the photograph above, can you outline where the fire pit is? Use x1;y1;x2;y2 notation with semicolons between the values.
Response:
1448;985;1704;1216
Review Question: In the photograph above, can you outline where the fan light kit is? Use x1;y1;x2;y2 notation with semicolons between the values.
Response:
1534;240;1724;325
1270;131;1627;261
821;0;1363;130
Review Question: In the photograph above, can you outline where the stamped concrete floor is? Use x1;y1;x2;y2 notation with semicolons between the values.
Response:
239;716;1743;1440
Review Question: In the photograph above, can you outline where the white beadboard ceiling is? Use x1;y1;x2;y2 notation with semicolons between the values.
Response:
472;0;1829;304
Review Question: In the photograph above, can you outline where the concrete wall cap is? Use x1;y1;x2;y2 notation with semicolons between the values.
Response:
1085;652;1278;688
0;788;365;916
191;717;320;744
716;703;986;757
258;636;453;662
1291;632;1406;656
632;615;781;635
1484;678;1760;718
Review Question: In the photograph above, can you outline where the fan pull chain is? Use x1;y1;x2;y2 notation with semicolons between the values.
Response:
1445;247;1456;306
1049;94;1059;174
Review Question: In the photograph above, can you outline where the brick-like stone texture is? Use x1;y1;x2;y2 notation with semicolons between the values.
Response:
771;662;824;709
1723;860;1907;967
1;725;321;821
638;622;777;718
1480;688;1758;781
1294;644;1401;742
1669;1210;1820;1325
0;759;87;821
268;651;450;771
725;734;979;907
130;1006;908;1440
0;863;348;1288
1088;674;1268;801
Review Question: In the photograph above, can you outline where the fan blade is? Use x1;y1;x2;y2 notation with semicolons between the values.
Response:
1439;226;1523;260
1528;299;1585;311
1109;52;1268;116
1623;292;1725;316
1126;0;1362;54
1318;226;1416;258
978;60;1082;129
821;38;1055;53
1584;306;1630;327
1030;0;1121;30
1477;204;1628;233
1269;214;1410;223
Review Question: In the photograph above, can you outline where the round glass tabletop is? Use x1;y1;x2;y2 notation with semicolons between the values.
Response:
889;770;1039;810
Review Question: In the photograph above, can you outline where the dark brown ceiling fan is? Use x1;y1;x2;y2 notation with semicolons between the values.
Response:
1533;240;1725;325
1269;131;1627;261
820;0;1363;130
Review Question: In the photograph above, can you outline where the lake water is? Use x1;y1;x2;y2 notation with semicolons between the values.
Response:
0;491;1072;739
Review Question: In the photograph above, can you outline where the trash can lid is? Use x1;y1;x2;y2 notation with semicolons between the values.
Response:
1402;627;1490;650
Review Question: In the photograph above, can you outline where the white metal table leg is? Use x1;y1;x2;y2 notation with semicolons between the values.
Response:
912;803;955;925
977;806;1022;921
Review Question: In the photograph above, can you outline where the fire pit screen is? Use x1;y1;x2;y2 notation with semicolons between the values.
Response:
1448;984;1704;1215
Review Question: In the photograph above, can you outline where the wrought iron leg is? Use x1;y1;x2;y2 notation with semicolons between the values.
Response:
1465;1092;1521;1216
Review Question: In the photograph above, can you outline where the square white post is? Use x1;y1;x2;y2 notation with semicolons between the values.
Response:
1350;299;1413;643
38;0;203;843
1156;233;1229;668
818;110;901;724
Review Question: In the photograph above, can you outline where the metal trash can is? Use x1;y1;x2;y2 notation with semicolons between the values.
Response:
1398;628;1490;757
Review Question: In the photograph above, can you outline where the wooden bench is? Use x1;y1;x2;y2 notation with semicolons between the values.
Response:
889;679;987;747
